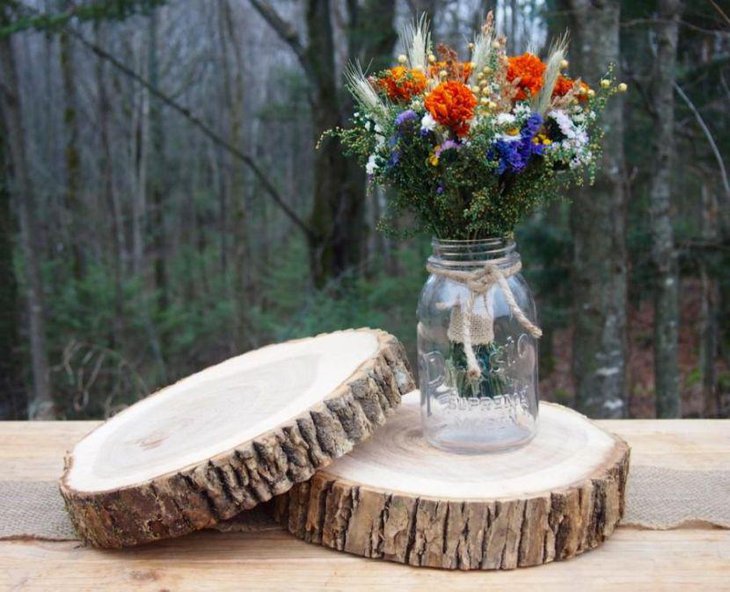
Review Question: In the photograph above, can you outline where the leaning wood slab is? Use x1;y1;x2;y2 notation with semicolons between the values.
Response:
274;392;630;570
60;329;414;548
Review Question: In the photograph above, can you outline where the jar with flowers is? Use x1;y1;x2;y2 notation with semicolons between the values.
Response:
328;13;625;452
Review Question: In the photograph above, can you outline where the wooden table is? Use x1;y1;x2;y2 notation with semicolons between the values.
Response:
1;420;728;591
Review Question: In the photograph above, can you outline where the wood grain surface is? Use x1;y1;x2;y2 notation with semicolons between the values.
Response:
59;329;414;548
274;395;630;569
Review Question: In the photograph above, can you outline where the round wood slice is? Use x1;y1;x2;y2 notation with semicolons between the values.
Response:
273;391;630;570
60;329;415;548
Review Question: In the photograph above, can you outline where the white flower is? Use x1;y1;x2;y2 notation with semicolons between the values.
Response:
420;113;437;132
549;109;574;137
513;102;531;117
372;123;386;148
496;112;517;126
366;154;378;175
497;132;521;143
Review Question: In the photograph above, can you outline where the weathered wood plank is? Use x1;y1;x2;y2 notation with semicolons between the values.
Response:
0;529;728;591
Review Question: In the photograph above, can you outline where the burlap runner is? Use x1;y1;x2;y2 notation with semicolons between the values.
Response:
0;481;278;541
0;466;727;541
622;466;730;529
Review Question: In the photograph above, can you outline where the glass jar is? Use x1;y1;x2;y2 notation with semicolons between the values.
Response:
417;237;539;453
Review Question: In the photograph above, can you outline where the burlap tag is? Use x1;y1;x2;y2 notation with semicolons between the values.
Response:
447;305;494;345
0;466;727;541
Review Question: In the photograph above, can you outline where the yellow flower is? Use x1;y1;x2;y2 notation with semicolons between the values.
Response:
429;151;440;166
600;79;611;89
618;82;628;93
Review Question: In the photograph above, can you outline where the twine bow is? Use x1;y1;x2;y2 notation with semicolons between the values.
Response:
426;260;542;379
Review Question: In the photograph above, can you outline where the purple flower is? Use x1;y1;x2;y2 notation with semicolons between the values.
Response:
521;113;543;138
438;139;461;154
489;112;544;175
388;149;401;167
491;140;526;174
395;109;418;128
436;185;444;194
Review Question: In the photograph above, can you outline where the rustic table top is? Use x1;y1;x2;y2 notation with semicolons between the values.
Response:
1;419;728;591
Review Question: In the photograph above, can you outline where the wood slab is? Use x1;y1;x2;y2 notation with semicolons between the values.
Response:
60;329;415;548
274;391;630;570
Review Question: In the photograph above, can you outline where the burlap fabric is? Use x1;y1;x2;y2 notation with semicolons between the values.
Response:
1;465;727;541
0;481;278;541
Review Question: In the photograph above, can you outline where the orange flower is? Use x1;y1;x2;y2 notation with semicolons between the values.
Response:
507;53;546;101
429;60;473;82
377;66;427;103
424;81;477;137
552;75;591;102
552;75;574;97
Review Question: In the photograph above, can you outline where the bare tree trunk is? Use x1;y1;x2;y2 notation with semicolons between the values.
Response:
0;114;26;419
346;0;397;276
125;23;166;382
510;0;518;54
562;0;628;418
304;0;359;287
650;0;683;418
250;0;396;288
131;29;149;279
220;0;255;350
59;23;84;280
0;28;55;419
699;183;719;417
147;12;169;318
95;23;125;348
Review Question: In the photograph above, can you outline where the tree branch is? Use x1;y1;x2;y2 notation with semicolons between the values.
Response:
247;0;311;77
673;81;730;201
67;25;316;239
709;0;730;27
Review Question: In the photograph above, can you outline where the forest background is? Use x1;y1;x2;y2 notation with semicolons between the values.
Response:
0;0;728;421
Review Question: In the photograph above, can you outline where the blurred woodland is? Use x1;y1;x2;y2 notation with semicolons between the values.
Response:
0;0;728;420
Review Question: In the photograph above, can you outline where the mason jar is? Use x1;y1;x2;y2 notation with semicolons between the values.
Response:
417;237;540;453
